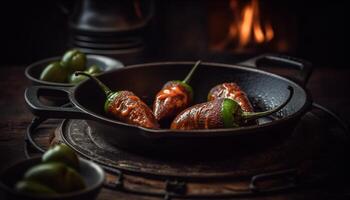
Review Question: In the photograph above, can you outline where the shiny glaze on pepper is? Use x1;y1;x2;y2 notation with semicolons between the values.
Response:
208;82;253;112
171;99;225;130
75;72;159;129
108;91;159;129
172;86;294;130
153;61;201;122
153;81;191;121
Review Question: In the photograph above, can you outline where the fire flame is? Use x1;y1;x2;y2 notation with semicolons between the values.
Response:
228;0;274;49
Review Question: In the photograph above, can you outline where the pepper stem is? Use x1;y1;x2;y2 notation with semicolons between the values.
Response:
75;71;113;97
242;86;294;120
182;60;201;84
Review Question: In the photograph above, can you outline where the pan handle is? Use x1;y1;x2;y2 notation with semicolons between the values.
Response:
238;54;313;86
25;86;90;119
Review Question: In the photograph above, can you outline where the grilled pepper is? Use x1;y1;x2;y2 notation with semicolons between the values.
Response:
153;60;201;121
75;72;159;129
208;82;254;112
171;86;293;130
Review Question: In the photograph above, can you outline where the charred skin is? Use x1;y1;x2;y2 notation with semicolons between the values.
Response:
108;91;159;129
208;83;253;112
153;81;192;121
171;99;225;130
172;86;294;130
74;72;159;129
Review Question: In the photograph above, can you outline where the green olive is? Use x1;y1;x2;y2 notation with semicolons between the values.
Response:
61;49;86;73
24;163;69;192
69;65;102;84
64;167;86;192
42;144;79;170
15;180;57;195
39;62;68;83
87;65;102;74
68;73;87;84
24;163;85;193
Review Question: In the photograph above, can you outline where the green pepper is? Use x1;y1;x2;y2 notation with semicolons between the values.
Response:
173;60;201;100
222;86;294;128
61;49;86;73
221;98;241;128
39;61;68;83
171;86;294;130
74;71;159;129
152;61;201;121
42;143;79;170
74;72;118;113
15;180;57;195
24;162;85;193
69;65;102;84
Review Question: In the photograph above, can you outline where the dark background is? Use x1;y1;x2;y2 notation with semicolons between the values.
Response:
0;0;348;67
0;2;350;199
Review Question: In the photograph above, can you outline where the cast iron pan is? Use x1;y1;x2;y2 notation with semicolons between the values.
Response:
25;54;312;155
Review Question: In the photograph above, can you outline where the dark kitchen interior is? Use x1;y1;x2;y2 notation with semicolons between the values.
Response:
1;0;348;67
1;1;350;200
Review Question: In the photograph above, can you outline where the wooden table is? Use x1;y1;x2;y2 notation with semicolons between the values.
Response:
0;66;349;199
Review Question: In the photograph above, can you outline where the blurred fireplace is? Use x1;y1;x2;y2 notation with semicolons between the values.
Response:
151;0;347;67
208;0;296;55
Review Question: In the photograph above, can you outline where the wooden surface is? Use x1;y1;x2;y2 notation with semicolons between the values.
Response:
0;66;350;199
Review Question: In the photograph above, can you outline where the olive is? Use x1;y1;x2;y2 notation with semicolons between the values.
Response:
64;167;86;192
24;163;85;193
39;62;68;83
68;73;87;84
42;143;79;170
87;65;102;74
15;180;57;195
68;65;102;84
61;49;86;73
